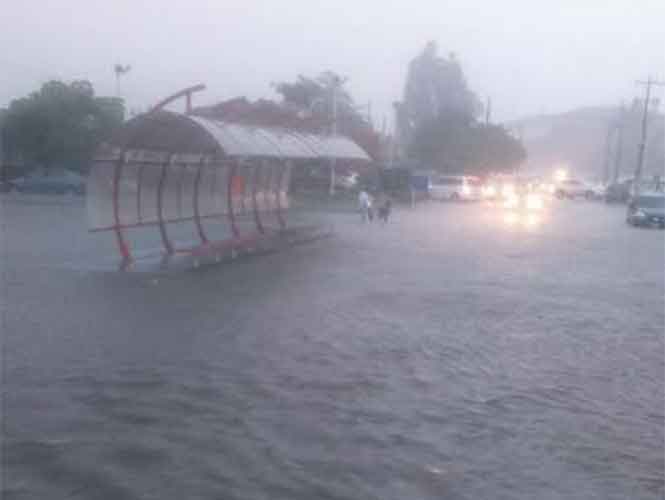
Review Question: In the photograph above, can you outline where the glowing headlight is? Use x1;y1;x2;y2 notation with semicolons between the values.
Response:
554;168;568;183
525;213;541;227
503;194;519;209
526;194;544;210
503;212;518;225
502;183;515;197
483;185;496;197
462;185;471;196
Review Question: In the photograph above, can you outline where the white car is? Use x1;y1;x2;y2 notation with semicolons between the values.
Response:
335;172;359;190
554;179;594;200
429;175;480;201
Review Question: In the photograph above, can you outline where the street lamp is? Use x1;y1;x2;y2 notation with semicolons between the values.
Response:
113;64;131;98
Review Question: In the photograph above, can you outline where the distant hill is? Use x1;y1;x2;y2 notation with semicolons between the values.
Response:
508;104;664;182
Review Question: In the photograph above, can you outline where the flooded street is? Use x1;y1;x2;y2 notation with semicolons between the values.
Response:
2;197;664;499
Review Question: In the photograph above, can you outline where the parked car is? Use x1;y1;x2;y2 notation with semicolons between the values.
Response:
554;179;594;199
429;175;480;201
587;183;607;200
605;180;633;204
10;171;85;195
335;172;359;190
626;193;665;228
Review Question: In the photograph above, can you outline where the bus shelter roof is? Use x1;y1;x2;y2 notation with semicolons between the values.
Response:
107;111;371;162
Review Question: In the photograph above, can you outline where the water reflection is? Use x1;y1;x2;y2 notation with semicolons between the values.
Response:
502;212;541;229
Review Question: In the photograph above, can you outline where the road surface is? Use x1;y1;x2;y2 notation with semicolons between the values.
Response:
2;195;664;499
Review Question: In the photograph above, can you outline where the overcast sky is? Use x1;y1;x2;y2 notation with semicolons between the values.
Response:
2;0;664;126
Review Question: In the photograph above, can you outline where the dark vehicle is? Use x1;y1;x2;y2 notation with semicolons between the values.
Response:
554;179;594;200
626;194;665;228
10;171;85;195
605;180;633;204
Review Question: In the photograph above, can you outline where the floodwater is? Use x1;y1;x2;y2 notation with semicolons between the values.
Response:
2;196;664;499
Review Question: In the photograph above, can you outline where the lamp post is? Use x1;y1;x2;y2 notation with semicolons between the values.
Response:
113;64;131;105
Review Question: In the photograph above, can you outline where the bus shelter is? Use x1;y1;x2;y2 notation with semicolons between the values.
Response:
87;109;370;262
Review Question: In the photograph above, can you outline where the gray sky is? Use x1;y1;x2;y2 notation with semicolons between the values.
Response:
2;0;664;126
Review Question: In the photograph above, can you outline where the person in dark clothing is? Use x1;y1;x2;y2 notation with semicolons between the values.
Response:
378;197;392;223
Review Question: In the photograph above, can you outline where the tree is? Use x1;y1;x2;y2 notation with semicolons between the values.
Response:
4;80;124;174
273;71;382;160
402;41;525;175
468;124;526;174
400;41;480;152
273;71;367;133
409;110;474;170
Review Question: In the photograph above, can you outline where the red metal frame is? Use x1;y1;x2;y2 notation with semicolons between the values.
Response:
136;163;145;223
252;162;265;234
90;212;226;233
157;160;175;254
193;159;208;244
112;154;132;261
175;164;185;219
239;164;248;215
149;84;206;114
93;81;316;263
227;161;240;238
275;162;288;230
211;163;219;217
101;157;292;261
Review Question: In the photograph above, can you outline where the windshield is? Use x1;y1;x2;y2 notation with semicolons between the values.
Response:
2;3;664;500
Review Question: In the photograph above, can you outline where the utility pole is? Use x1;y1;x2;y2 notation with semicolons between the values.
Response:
485;96;492;125
329;74;346;197
113;64;131;98
634;76;665;196
602;122;615;186
391;101;402;168
612;104;625;185
113;64;131;122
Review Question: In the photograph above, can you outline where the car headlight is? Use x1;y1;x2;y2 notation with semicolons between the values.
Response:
635;210;646;218
462;185;471;196
483;185;496;197
502;183;515;196
503;194;519;209
526;194;544;210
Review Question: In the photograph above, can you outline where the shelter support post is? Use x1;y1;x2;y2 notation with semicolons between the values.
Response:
227;161;240;238
252;160;265;234
193;158;209;244
136;164;145;224
157;157;175;255
275;161;290;230
112;154;132;261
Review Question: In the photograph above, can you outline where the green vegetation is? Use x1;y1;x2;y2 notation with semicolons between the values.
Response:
397;42;526;175
273;71;381;160
3;80;124;174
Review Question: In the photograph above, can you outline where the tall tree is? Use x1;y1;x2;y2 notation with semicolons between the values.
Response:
400;41;479;152
468;124;527;174
273;71;381;159
402;41;525;174
273;71;366;133
4;80;124;173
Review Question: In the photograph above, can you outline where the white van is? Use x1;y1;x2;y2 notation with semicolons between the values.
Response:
429;175;480;201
